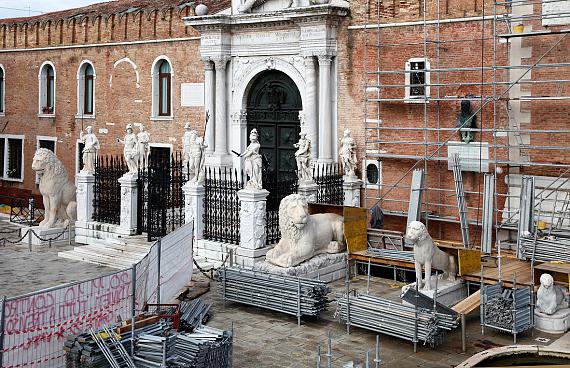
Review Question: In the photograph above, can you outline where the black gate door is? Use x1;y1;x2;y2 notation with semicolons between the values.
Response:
246;70;302;179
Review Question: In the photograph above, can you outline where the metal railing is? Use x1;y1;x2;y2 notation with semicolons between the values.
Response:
93;155;126;225
313;164;344;205
264;171;298;245
0;195;44;226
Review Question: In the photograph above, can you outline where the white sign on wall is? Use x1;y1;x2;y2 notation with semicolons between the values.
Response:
447;141;489;172
543;0;570;26
181;83;204;107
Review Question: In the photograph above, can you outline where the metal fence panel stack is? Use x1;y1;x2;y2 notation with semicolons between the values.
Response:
220;267;330;322
171;326;233;368
520;236;570;262
335;292;458;347
366;248;415;262
180;299;212;332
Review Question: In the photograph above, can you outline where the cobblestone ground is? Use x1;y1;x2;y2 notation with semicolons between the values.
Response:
0;216;115;298
196;273;558;368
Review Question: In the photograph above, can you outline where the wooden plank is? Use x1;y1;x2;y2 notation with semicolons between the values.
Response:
452;290;481;315
344;206;368;254
349;254;415;270
308;203;343;216
457;249;481;276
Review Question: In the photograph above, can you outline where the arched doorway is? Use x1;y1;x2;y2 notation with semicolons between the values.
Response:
246;70;302;179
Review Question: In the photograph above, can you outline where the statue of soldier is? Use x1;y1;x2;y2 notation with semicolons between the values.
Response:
339;129;358;178
79;126;100;174
241;129;263;190
294;132;312;182
118;124;139;174
188;131;208;183
137;124;150;169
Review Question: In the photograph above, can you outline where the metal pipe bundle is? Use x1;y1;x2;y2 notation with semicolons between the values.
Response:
171;326;233;368
180;299;212;332
335;292;458;346
481;284;533;335
134;334;176;367
520;236;570;262
220;267;330;319
366;248;415;262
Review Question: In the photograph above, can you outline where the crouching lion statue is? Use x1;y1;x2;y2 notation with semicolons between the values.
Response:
405;221;457;291
31;148;77;229
537;273;569;315
265;194;345;268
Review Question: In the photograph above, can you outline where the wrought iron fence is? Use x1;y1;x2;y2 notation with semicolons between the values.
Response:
92;155;126;224
0;195;44;226
313;164;344;205
138;152;188;242
264;171;298;245
203;167;244;244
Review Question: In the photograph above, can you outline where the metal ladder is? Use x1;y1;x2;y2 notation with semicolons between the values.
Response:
451;154;470;248
90;327;136;368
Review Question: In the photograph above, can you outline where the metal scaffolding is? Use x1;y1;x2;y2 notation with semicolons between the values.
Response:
362;0;570;247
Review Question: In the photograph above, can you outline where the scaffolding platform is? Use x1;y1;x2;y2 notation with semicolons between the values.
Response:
462;257;534;287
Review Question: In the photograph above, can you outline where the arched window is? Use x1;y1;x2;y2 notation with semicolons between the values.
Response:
0;65;4;114
151;57;173;119
158;60;171;116
39;62;56;115
77;61;96;116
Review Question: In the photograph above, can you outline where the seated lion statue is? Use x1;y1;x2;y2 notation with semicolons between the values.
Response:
537;273;569;315
265;194;345;268
31;148;77;229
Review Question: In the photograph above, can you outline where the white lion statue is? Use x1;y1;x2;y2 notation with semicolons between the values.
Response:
265;194;345;268
31;148;77;229
405;221;457;291
537;273;569;315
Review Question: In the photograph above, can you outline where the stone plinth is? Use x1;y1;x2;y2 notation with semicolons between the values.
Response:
183;182;205;240
535;308;570;334
20;226;74;248
238;188;269;250
118;173;138;236
298;180;319;203
76;171;95;224
401;275;467;307
343;177;362;207
253;253;347;283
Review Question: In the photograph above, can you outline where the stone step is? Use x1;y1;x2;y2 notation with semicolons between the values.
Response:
58;249;135;269
77;244;149;260
92;240;152;253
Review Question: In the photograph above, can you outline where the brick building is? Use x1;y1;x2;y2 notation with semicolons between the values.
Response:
1;0;569;242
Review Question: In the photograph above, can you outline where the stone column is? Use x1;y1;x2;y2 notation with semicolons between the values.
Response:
183;181;205;240
343;177;363;207
118;174;138;235
76;171;95;224
204;59;215;154
238;188;269;250
214;57;229;158
298;181;319;203
304;55;318;160
318;55;333;163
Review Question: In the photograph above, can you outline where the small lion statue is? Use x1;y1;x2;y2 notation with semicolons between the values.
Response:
405;221;457;291
265;194;345;268
537;273;569;315
31;148;77;229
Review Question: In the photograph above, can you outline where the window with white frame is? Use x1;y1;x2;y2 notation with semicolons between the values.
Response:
0;135;24;181
77;61;95;116
39;62;56;115
363;159;382;188
405;58;430;101
36;136;56;183
151;57;173;118
0;65;5;114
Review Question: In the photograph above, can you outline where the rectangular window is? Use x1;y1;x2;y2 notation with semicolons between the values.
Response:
77;141;85;173
39;139;55;152
84;75;93;114
405;58;430;102
7;138;23;180
159;74;171;116
0;138;4;176
47;76;54;111
0;72;4;113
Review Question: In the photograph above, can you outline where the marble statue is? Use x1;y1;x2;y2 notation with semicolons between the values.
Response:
241;129;263;190
537;273;569;315
456;99;477;143
405;221;457;291
294;132;312;182
118;124;139;174
238;0;298;13
339;129;358;178
31;148;77;228
182;123;193;167
188;131;208;183
79;126;100;174
137;124;150;169
265;194;345;268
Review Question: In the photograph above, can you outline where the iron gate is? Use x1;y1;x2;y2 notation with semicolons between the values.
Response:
137;152;187;241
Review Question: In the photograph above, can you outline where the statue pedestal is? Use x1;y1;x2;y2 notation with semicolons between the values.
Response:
401;276;467;307
75;171;95;243
253;253;347;283
237;188;269;250
298;180;319;203
118;173;138;236
535;308;570;334
20;225;74;248
343;177;362;207
183;182;205;240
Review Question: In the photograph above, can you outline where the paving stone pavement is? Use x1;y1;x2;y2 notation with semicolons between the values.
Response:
196;273;560;368
0;216;115;298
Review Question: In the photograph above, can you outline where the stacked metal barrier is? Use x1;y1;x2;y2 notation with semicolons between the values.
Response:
480;283;533;343
335;292;458;347
171;326;233;367
134;334;177;367
220;267;330;322
180;299;212;332
520;236;570;262
366;248;415;262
